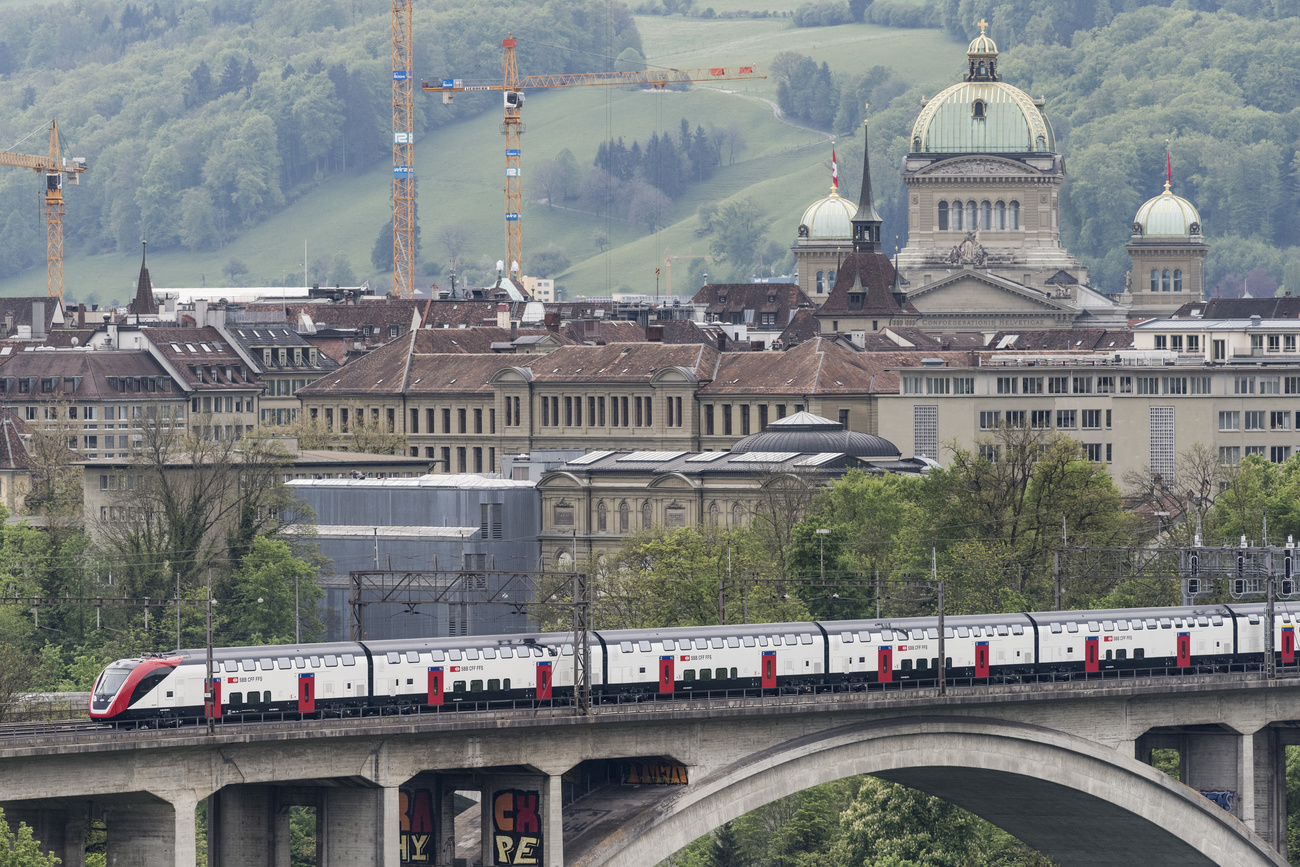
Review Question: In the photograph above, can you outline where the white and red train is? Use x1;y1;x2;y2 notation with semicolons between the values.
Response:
89;602;1300;723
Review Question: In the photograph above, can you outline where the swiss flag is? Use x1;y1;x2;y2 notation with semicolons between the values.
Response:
450;665;461;672
831;148;838;189
680;654;690;661
227;677;238;683
1104;636;1113;642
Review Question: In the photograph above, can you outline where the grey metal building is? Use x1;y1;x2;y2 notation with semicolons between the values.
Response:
289;474;541;641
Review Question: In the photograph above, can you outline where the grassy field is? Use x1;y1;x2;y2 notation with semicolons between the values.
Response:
0;17;965;303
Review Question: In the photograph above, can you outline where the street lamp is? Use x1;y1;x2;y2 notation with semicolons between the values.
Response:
816;529;831;581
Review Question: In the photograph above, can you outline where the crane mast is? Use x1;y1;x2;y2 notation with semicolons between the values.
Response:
427;39;763;284
391;0;416;299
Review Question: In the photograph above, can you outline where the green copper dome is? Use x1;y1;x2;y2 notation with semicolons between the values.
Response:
910;25;1054;155
1134;185;1202;237
799;189;856;240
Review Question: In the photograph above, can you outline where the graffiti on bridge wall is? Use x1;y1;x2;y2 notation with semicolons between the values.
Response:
400;786;436;864
493;788;542;865
620;759;688;785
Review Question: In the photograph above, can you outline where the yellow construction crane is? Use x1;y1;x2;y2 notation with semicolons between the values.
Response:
663;247;708;297
0;118;87;301
425;38;763;279
391;0;415;299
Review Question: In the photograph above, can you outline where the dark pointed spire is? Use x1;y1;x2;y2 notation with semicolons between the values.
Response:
133;241;158;315
851;109;883;254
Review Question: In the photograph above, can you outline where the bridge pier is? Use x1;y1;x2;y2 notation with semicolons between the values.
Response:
208;784;290;867
1;800;88;867
480;771;561;867
103;793;197;867
318;785;400;867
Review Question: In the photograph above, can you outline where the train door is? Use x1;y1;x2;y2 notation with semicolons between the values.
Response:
1084;636;1099;673
974;641;990;678
761;650;776;689
536;661;553;701
877;646;893;683
658;656;675;694
427;667;444;706
298;673;315;714
204;677;221;720
1176;632;1191;668
1283;627;1296;665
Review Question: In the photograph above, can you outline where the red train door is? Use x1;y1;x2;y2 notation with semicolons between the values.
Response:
1176;632;1191;668
1084;636;1099;673
761;650;776;688
878;646;893;683
536;661;553;700
658;656;675;694
297;673;315;713
974;641;990;678
1283;627;1296;665
427;667;444;706
205;677;221;719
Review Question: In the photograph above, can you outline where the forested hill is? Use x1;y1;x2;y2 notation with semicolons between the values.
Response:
931;0;1300;294
0;0;639;281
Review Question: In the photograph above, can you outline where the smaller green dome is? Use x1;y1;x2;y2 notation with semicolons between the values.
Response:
967;32;998;55
799;189;856;240
1134;185;1202;238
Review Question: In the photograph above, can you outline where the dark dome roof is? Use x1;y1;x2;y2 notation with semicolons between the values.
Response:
731;411;900;458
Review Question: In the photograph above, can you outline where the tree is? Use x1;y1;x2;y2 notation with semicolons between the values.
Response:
0;639;37;723
626;181;671;232
831;778;982;867
529;245;570;278
439;224;469;273
371;220;393;272
22;402;83;522
709;199;766;276
220;536;322;646
329;253;356;286
179;188;219;251
590;229;609;253
710;822;742;867
532;160;569;208
0;808;61;867
223;258;249;284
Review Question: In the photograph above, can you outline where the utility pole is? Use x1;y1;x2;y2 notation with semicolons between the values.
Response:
205;568;215;735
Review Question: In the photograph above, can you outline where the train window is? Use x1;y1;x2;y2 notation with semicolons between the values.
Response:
957;627;970;638
699;669;712;681
535;647;547;657
448;650;462;661
1011;625;1023;635
1102;620;1115;631
1104;650;1112;660
500;648;514;658
243;660;257;671
769;636;781;646
711;638;724;649
453;681;466;692
1087;622;1099;633
562;644;573;656
324;655;338;667
1131;621;1144;630
801;634;813;645
901;659;913;671
470;680;483;692
295;658;305;669
465;649;480;660
277;657;291;669
481;649;496;660
432;650;445;661
927;628;938;639
917;658;928;670
1197;617;1208;627
859;657;866;664
1212;616;1223;626
1116;649;1127;659
406;678;413;685
840;632;855;642
784;634;798;645
620;642;634;653
1159;618;1172;629
503;679;511;689
342;655;357;666
727;637;740;648
1134;648;1145;659
731;667;738;678
1145;618;1159;629
229;692;242;707
757;636;769;646
1049;623;1061;634
881;629;895;641
684;670;696;681
638;641;652;652
1066;623;1079;633
696;639;709;650
488;679;500;691
715;667;726;679
858;631;872;642
743;637;756;647
944;628;954;638
1248;615;1260;624
409;651;423;662
387;652;401;664
662;639;675;651
1117;621;1129;631
260;658;274;670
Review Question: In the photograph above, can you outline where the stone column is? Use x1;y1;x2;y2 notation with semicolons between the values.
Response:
208;784;290;867
481;774;546;867
1183;730;1243;819
1;801;88;867
318;785;399;867
103;793;197;867
1241;726;1286;857
543;773;564;867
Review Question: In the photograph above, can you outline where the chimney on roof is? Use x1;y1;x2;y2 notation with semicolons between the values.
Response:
132;241;159;316
544;311;561;332
4;312;12;337
77;303;85;329
717;333;727;352
497;302;510;329
31;300;45;340
647;324;664;342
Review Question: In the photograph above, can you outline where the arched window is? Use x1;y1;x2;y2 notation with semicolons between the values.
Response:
731;502;745;526
1008;200;1020;229
815;270;825;294
708;502;719;526
980;200;992;230
938;200;949;230
973;97;985;116
827;270;836;286
556;550;573;571
618;501;630;533
1162;269;1172;292
966;201;977;231
952;201;963;231
596;501;607;532
1150;269;1159;293
641;501;651;530
994;200;1006;229
1173;269;1183;292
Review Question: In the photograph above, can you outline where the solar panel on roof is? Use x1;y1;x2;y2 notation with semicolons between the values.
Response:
685;452;728;462
729;452;799;463
617;451;686;462
568;450;615;465
794;452;842;466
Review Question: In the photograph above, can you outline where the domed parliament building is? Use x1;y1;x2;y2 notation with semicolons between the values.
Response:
794;23;1206;332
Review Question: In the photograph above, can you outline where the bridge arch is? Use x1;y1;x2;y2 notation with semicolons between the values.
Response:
572;716;1285;867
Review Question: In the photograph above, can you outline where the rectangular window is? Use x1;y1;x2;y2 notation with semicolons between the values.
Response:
1084;443;1103;462
442;408;451;433
1260;377;1281;395
705;405;714;436
1246;445;1266;458
1030;409;1051;429
598;397;606;427
565;397;573;427
1022;376;1043;395
1219;411;1240;431
902;376;924;395
1081;409;1102;429
979;444;999;462
458;408;467;433
1252;334;1264;353
914;405;938;460
760;405;769;430
1096;376;1114;394
1271;411;1291;431
723;405;732;436
979;411;1001;430
953;377;974;395
1235;376;1255;395
740;405;750;435
1119;376;1133;394
1272;446;1292;463
996;377;1018;395
475;408;484;433
1188;335;1201;352
1137;377;1159;395
1150;406;1175;478
1288;336;1297;352
542;398;551;427
1056;409;1077;429
1269;334;1281;352
1190;377;1212;395
1047;376;1069;395
1171;335;1183;352
1220;445;1241;465
926;377;950;395
1072;376;1092;394
1004;410;1025;429
1163;377;1186;395
1245;411;1266;431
